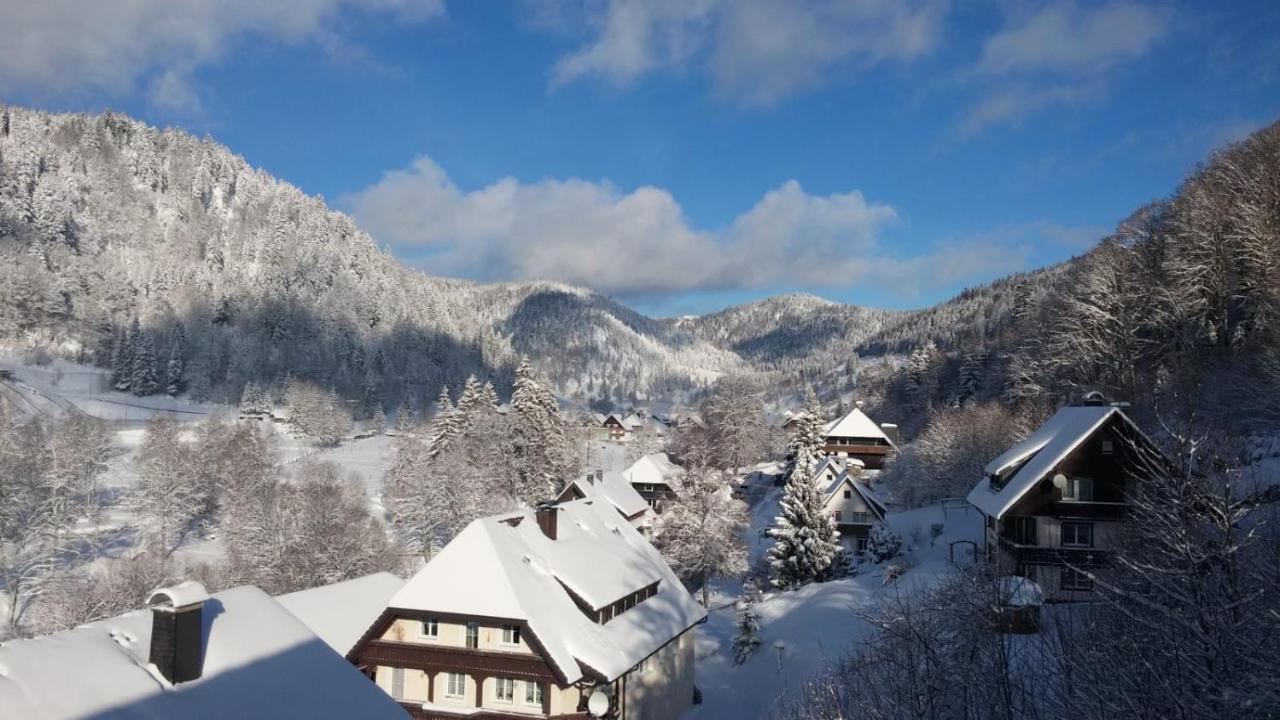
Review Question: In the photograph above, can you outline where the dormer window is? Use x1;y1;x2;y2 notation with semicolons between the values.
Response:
501;624;521;646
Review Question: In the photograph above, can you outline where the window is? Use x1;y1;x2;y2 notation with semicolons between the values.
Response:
843;489;852;499
833;511;842;522
465;623;479;649
495;678;514;703
1061;567;1094;591
525;681;544;705
1063;477;1094;502
446;673;466;697
501;624;521;645
1061;522;1094;547
391;667;405;699
855;536;869;552
1101;439;1114;455
421;619;438;638
1006;516;1037;545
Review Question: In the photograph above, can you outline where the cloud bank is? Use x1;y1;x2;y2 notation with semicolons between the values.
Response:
344;156;1035;299
0;0;445;110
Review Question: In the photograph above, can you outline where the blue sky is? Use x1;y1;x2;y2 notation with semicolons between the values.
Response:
2;1;1278;316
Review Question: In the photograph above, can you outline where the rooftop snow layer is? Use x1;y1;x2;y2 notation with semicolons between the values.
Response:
278;572;405;656
561;470;651;520
0;585;406;720
822;408;892;444
387;498;705;684
967;406;1121;519
822;471;887;518
622;453;684;492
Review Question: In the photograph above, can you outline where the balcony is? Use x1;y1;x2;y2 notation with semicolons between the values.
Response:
1051;500;1129;520
995;536;1110;568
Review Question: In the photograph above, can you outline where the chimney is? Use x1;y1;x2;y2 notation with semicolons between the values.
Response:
594;469;604;483
1081;390;1109;406
147;581;208;684
535;502;559;540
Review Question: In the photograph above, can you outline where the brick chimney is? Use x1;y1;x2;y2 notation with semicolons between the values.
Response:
147;581;208;684
535;502;559;540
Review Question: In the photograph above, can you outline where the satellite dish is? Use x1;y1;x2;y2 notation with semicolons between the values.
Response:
587;690;610;717
1052;473;1068;490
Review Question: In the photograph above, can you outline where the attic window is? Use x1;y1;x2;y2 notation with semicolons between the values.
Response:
1101;439;1114;455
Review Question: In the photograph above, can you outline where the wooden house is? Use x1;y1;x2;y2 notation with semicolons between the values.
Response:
821;405;896;470
966;397;1160;602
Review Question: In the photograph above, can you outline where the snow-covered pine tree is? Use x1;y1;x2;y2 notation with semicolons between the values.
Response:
165;333;184;397
130;330;159;396
783;386;826;485
109;326;130;391
769;460;841;590
395;396;415;433
480;380;500;411
361;370;383;420
113;320;142;391
239;382;266;418
957;348;987;407
866;522;902;563
370;405;387;434
732;580;763;665
427;386;461;459
456;375;483;419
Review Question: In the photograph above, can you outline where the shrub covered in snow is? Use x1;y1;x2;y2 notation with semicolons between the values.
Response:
731;581;763;665
867;522;902;563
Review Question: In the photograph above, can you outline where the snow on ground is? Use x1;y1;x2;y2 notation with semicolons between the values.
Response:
686;477;983;720
0;356;223;421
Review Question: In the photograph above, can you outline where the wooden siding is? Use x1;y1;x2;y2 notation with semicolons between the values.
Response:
358;640;561;681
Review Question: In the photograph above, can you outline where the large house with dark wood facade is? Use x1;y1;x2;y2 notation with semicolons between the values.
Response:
821;405;896;470
348;498;706;719
966;396;1159;602
621;453;683;512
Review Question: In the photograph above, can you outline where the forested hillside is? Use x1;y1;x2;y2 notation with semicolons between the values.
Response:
2;103;1277;435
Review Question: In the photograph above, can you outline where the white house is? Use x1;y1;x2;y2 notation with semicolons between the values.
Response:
0;581;407;720
349;498;706;720
815;464;887;550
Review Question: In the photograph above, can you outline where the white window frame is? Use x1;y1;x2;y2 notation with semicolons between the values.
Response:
494;677;515;704
501;624;521;646
1063;477;1094;502
420;618;439;638
465;622;479;649
524;680;544;705
446;672;466;698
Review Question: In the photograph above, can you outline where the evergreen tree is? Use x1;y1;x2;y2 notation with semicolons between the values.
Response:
361;370;383;420
130;330;159;396
370;405;387;434
956;348;987;407
783;386;826;485
239;382;270;418
456;375;483;419
165;333;184;397
109;326;130;391
508;356;575;501
113;319;142;391
395;396;415;433
427;386;461;459
769;459;842;590
867;522;903;563
480;380;500;410
732;580;763;665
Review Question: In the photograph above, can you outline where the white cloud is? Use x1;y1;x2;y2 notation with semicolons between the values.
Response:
343;155;1030;298
546;0;946;106
960;1;1170;134
0;0;444;104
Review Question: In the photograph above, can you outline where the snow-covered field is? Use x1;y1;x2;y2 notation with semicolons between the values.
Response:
687;469;983;720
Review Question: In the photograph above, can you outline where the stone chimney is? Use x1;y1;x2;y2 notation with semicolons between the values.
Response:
147;581;208;685
535;502;559;540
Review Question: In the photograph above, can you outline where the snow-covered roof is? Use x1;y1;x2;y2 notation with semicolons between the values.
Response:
967;405;1137;519
996;576;1045;608
559;471;652;521
386;498;706;684
823;407;893;444
621;413;645;430
278;572;405;656
822;471;887;519
622;453;684;492
0;585;406;720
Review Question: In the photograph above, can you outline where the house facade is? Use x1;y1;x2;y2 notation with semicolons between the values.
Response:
821;405;896;470
349;498;705;720
621;453;683;512
966;399;1158;602
813;457;887;550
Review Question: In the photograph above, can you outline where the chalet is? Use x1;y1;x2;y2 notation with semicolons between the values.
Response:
622;453;684;511
966;396;1159;602
557;469;653;530
812;458;887;550
348;498;706;720
601;414;627;441
822;404;896;470
0;581;407;720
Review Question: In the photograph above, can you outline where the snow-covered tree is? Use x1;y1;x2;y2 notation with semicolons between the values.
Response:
783;386;826;485
164;332;184;396
238;381;271;418
426;385;461;459
701;375;766;472
130;330;159;396
507;356;575;502
284;381;352;447
655;444;748;605
866;522;902;563
731;580;763;665
133;415;205;557
769;462;841;590
395;396;415;433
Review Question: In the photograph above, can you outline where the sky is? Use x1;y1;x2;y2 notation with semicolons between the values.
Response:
1;1;1278;316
